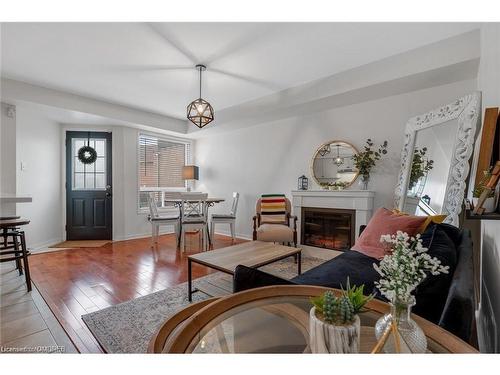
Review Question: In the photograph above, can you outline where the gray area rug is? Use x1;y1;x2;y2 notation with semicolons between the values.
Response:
82;255;325;353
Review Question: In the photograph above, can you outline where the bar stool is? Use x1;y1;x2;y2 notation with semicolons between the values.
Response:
0;218;32;292
1;215;20;248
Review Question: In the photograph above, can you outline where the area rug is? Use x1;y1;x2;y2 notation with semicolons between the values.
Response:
82;255;326;353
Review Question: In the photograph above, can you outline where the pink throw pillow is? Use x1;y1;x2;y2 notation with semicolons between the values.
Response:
352;208;427;260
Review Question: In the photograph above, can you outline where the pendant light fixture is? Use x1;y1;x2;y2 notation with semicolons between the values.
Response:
187;64;214;128
334;144;344;167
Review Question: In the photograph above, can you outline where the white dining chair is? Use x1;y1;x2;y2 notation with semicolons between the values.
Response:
180;192;208;252
210;192;239;242
147;192;180;246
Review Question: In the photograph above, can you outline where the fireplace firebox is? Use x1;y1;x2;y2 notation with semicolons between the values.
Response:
301;207;355;251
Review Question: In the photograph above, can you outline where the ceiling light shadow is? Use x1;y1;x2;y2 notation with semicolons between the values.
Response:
145;23;198;65
204;24;281;65
105;64;193;73
210;68;282;91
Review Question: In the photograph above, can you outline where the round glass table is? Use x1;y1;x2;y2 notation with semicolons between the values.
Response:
148;285;477;354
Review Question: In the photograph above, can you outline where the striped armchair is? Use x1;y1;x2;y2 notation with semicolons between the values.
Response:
252;194;297;247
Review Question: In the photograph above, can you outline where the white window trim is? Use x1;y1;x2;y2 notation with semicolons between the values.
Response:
137;131;193;214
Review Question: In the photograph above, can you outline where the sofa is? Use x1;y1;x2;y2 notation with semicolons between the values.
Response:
233;222;475;343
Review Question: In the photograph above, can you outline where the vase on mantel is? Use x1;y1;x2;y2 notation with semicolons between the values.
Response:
358;175;370;190
374;296;427;353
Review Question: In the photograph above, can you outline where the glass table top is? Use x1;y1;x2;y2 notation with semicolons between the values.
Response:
184;295;448;354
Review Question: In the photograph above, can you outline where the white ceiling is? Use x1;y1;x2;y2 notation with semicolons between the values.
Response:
1;22;479;120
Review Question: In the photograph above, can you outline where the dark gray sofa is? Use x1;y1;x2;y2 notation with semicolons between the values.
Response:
233;223;475;343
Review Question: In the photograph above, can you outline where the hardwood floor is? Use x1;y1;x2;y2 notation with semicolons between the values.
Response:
29;232;246;353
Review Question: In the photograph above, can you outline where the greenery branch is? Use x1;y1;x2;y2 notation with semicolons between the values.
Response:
352;139;388;179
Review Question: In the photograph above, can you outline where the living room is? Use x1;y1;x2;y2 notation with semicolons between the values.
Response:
1;0;500;372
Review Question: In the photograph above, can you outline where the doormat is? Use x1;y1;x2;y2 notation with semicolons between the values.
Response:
51;240;111;248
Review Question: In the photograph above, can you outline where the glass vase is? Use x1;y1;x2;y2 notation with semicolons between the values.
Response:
358;175;369;190
374;296;427;353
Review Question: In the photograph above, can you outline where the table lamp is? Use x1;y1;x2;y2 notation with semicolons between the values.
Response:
182;165;199;191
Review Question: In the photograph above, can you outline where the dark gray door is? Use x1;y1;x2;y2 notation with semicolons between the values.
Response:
66;131;112;240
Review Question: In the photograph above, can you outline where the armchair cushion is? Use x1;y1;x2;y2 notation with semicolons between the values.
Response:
256;224;294;243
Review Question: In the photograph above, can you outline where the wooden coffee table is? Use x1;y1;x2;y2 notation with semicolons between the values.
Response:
187;241;301;301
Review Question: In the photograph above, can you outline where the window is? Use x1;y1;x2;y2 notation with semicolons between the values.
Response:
138;134;190;210
72;138;107;190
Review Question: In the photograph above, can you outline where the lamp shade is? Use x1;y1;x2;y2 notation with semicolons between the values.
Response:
182;165;199;180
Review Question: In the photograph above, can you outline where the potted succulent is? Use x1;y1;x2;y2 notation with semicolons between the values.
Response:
473;169;496;213
352;139;388;190
309;282;373;353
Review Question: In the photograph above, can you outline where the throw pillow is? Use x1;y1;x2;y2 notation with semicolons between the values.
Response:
351;207;428;259
392;209;447;232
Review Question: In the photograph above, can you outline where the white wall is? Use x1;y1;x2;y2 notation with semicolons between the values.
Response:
476;23;500;353
0;102;17;215
195;79;477;239
15;103;63;249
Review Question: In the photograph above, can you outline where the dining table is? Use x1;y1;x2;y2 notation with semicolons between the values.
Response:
163;197;225;246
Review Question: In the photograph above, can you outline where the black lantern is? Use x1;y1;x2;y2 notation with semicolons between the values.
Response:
298;175;308;190
187;64;214;128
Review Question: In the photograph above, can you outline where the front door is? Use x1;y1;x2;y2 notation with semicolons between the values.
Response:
66;131;112;240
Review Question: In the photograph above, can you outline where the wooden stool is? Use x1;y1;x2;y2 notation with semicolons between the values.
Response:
1;215;20;248
0;218;32;292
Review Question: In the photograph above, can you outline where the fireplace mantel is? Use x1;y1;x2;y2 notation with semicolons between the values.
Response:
291;190;375;256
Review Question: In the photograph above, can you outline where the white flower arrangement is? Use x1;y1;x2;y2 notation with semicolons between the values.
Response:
373;231;450;303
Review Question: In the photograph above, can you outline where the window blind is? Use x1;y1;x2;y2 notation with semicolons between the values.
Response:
138;134;189;210
138;135;188;189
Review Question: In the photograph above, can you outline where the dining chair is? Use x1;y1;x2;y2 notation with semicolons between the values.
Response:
179;192;208;252
147;192;180;246
210;192;239;242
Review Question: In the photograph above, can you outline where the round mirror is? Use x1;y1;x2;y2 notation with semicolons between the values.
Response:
310;140;359;189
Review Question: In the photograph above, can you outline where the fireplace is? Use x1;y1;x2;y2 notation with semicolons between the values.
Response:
301;207;355;251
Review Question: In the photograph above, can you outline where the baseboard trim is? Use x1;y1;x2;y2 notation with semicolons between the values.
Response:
113;229;176;242
213;230;252;241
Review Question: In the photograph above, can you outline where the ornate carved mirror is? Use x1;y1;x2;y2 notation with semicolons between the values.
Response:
311;141;359;188
394;92;481;226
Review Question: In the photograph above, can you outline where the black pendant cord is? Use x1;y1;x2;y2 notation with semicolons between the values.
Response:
199;66;202;99
87;131;91;147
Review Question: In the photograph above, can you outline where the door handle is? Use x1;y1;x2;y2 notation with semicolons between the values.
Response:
106;192;112;198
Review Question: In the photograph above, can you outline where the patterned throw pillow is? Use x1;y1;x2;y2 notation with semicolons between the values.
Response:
260;194;287;224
